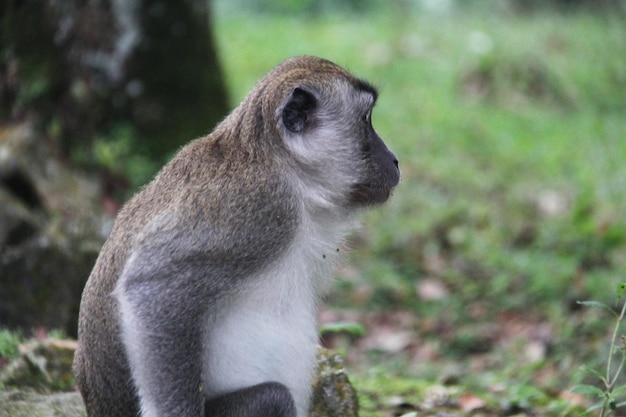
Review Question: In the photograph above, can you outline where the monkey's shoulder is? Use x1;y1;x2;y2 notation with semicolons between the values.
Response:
115;172;298;279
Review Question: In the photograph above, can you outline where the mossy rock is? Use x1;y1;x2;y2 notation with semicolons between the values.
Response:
1;342;359;416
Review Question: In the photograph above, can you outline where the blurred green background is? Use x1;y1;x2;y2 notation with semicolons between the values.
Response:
210;2;626;414
2;0;626;415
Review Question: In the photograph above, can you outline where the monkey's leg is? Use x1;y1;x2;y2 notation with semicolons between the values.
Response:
205;382;296;417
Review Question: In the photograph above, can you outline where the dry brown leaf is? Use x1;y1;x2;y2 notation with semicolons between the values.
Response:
459;392;486;412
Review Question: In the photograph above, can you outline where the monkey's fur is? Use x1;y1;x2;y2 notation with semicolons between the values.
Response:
73;56;399;417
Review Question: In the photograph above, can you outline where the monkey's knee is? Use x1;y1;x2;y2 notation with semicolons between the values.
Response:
205;382;296;417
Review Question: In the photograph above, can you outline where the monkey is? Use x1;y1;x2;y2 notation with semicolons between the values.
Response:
73;55;400;417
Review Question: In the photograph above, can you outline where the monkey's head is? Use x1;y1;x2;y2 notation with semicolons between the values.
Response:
245;56;400;211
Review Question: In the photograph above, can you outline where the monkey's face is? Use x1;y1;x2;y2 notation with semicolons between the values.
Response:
348;93;400;206
277;72;399;210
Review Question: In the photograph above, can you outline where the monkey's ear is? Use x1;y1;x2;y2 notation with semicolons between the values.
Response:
282;87;317;133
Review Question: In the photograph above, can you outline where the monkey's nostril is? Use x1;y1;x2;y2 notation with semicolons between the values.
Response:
393;159;399;169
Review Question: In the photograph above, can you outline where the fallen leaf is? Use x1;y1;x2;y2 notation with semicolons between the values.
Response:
560;389;589;408
459;392;486;412
416;278;449;301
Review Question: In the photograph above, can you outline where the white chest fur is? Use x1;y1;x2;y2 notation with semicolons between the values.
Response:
201;216;352;417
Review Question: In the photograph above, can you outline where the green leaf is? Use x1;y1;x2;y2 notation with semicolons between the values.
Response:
586;402;606;413
577;300;610;309
579;364;608;383
572;384;606;397
614;400;626;409
612;385;626;396
319;322;366;337
577;301;618;317
617;283;626;299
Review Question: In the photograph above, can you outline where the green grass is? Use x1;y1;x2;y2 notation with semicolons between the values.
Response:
214;8;625;415
0;329;21;360
215;9;625;304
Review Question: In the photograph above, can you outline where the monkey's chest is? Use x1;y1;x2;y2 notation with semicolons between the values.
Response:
201;258;324;410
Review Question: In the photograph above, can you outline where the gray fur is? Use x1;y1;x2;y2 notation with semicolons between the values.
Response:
73;56;399;417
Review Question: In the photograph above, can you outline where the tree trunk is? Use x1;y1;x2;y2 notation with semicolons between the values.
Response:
0;0;229;162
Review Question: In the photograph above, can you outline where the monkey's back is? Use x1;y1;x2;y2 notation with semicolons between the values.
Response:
73;171;175;416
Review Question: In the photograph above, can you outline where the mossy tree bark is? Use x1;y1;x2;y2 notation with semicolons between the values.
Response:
0;0;229;162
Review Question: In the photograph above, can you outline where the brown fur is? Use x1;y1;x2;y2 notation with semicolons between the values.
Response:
73;56;399;417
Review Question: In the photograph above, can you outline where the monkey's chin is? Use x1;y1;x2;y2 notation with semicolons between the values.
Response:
349;184;393;206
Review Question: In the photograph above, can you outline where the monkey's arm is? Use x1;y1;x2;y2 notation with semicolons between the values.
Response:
115;246;211;417
114;218;298;417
